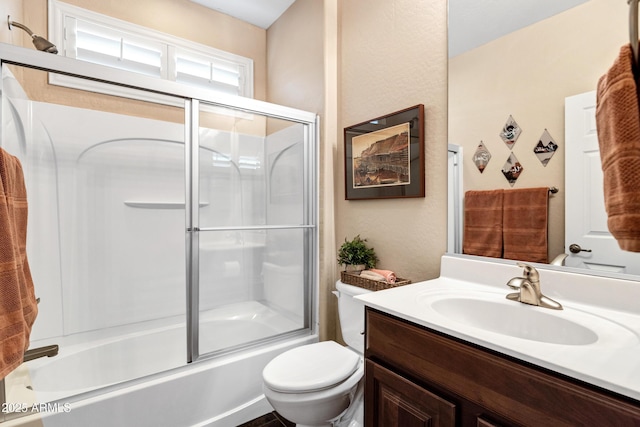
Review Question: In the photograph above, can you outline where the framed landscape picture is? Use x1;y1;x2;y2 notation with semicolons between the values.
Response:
344;104;425;200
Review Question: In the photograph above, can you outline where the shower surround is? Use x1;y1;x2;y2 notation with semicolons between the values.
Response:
0;44;318;426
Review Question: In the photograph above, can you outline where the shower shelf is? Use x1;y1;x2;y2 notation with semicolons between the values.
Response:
124;201;210;209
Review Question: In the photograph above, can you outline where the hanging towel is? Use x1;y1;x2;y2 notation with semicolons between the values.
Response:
0;148;37;380
462;190;504;258
596;43;640;252
503;187;549;263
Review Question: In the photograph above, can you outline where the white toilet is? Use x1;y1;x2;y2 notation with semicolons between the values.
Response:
262;280;372;427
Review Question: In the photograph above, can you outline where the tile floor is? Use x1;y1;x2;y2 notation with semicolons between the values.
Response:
237;411;295;427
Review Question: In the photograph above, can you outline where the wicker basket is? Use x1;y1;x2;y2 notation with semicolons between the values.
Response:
340;271;411;291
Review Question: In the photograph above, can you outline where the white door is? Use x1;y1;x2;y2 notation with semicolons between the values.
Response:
565;91;640;275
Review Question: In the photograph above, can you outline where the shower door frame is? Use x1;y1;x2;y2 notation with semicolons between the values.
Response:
185;99;319;362
0;43;319;368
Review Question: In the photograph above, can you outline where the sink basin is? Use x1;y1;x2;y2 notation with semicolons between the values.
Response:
431;297;597;345
416;290;639;347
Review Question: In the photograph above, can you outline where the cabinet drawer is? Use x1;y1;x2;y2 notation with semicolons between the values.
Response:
365;308;640;426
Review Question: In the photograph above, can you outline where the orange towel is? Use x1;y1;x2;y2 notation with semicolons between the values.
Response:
0;148;37;379
596;43;640;252
503;187;549;263
463;190;504;258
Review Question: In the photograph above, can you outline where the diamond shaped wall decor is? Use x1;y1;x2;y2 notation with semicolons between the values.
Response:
472;141;491;173
501;153;523;186
534;129;558;166
499;115;521;150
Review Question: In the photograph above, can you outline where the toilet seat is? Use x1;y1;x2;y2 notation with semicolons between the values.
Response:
263;341;360;393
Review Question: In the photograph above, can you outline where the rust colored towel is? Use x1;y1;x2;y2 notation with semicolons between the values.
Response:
596;43;640;252
503;187;549;263
463;190;504;258
0;148;37;379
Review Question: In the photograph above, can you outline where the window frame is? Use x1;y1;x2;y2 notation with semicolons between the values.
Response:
48;0;254;103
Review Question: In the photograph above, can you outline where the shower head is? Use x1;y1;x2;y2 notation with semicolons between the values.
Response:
8;16;58;54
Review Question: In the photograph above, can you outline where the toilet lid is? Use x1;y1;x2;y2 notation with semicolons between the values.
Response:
263;341;360;393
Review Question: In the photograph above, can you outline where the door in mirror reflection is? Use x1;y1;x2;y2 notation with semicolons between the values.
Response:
565;91;640;275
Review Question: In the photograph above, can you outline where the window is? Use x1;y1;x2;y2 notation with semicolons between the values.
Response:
48;0;254;101
175;49;246;96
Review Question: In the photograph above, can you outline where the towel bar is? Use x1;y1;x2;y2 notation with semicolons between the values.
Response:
629;0;639;69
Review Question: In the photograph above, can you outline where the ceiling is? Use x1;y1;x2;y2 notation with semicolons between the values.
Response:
189;0;296;29
189;0;590;56
448;0;590;57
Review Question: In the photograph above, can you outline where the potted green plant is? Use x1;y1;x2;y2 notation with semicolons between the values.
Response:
337;235;378;271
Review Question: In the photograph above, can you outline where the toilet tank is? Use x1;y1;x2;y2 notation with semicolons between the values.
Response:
335;280;372;354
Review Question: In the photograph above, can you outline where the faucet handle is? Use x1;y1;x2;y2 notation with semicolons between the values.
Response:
516;262;539;282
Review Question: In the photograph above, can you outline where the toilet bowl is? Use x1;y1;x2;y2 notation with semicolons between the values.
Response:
262;281;371;427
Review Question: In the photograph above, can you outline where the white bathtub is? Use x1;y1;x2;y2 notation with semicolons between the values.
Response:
4;301;317;427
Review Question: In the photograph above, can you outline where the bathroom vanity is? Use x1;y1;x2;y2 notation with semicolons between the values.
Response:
365;308;640;426
356;255;640;426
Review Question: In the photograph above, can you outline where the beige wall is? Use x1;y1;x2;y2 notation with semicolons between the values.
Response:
267;0;447;343
1;1;24;45
267;0;323;114
266;0;338;341
449;0;627;261
1;0;26;83
337;0;449;286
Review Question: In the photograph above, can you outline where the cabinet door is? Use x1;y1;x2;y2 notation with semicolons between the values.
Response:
477;417;502;427
365;360;456;427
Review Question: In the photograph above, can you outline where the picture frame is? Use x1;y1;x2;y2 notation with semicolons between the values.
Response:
344;104;425;200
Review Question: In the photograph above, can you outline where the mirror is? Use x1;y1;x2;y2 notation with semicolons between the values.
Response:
447;0;640;280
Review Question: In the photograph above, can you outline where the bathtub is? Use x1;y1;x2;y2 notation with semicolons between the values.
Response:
3;301;317;427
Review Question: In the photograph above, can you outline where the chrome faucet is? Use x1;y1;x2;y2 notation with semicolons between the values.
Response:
506;263;563;310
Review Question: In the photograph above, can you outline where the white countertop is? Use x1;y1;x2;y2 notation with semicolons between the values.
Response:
355;255;640;401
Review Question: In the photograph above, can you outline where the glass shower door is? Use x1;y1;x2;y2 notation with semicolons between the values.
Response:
193;102;314;358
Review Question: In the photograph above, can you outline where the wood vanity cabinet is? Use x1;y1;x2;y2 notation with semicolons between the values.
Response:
364;307;640;427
